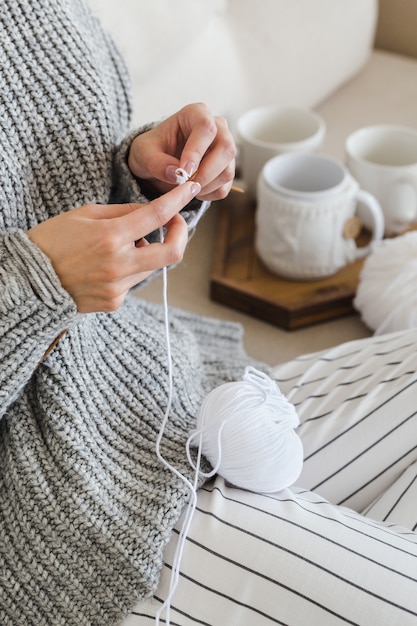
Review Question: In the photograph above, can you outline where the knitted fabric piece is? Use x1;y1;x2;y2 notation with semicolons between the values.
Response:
0;1;260;624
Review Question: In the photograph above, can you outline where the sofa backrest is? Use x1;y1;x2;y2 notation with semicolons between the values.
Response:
88;0;378;132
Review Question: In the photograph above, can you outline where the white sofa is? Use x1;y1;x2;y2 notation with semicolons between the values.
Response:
88;0;417;365
88;0;377;131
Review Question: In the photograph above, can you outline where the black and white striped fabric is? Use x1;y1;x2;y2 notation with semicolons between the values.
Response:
126;329;417;625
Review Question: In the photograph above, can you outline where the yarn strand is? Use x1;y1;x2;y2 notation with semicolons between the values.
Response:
154;232;198;626
154;169;208;625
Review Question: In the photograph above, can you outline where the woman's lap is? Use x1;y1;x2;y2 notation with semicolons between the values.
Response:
272;328;417;512
130;478;417;625
128;329;417;625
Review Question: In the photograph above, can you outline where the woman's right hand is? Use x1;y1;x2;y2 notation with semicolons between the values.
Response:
27;180;200;313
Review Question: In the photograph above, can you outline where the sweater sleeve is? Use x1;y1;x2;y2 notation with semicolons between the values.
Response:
0;229;78;418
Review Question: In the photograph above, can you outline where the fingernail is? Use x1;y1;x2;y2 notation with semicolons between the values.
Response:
184;161;196;177
190;182;201;196
165;165;178;183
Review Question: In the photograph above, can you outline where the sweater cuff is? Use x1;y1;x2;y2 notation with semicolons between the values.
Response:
111;124;156;205
2;229;77;318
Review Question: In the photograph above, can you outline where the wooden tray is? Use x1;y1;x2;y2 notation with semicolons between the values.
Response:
210;192;370;330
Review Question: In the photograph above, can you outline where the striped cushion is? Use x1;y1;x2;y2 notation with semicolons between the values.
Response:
126;329;417;625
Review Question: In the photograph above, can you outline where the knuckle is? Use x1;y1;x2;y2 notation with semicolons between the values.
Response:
190;103;217;137
214;185;231;201
101;298;122;313
226;138;237;160
152;198;170;226
99;284;123;311
168;248;184;266
100;301;116;313
190;101;210;114
213;164;236;198
99;223;123;256
217;118;237;157
213;175;236;200
100;265;121;285
167;241;185;266
203;116;218;138
223;161;236;182
100;240;119;259
215;114;229;132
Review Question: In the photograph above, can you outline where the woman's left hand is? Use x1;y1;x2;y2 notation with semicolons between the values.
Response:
128;102;236;201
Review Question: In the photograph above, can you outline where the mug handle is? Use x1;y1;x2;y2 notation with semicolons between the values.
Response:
386;179;417;227
352;189;384;259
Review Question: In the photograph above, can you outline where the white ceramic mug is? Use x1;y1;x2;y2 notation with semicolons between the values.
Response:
237;105;325;199
346;125;417;234
256;153;385;280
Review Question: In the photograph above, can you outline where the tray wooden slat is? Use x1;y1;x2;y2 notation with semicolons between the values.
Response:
210;193;368;330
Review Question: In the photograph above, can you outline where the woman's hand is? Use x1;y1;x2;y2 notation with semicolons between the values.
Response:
28;181;200;313
128;102;236;201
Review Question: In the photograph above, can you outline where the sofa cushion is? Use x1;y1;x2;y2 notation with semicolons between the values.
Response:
88;0;378;130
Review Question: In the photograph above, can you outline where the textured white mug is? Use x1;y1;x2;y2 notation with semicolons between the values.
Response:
237;106;325;199
346;125;417;234
256;153;384;280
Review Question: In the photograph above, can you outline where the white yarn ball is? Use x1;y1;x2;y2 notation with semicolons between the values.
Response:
354;232;417;335
189;367;303;493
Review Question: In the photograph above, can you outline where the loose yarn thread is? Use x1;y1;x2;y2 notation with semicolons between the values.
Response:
154;247;200;626
154;167;209;625
154;168;303;625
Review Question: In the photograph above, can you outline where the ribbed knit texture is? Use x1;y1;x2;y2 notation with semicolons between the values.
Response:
0;1;259;624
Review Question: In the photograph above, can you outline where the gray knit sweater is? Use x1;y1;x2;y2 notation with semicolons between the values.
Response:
0;1;256;624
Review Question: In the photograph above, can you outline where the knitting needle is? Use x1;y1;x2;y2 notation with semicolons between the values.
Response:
186;169;244;194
